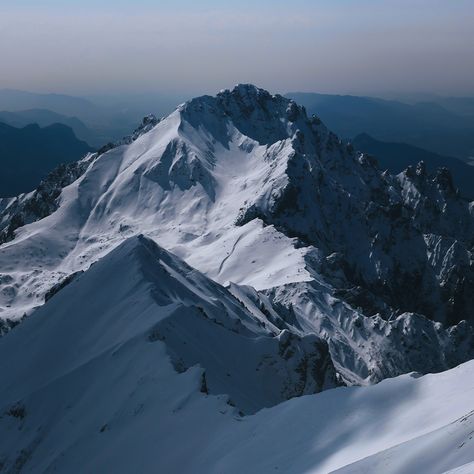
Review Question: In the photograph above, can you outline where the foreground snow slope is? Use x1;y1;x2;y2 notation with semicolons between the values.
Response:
0;236;473;473
334;409;474;474
220;365;474;474
443;462;474;474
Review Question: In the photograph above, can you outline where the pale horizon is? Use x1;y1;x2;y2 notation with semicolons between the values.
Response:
1;0;473;98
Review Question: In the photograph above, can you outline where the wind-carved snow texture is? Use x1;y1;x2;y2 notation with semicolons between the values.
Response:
0;235;473;473
0;84;473;388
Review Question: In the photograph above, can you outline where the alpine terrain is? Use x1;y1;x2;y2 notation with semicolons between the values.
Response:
0;85;473;473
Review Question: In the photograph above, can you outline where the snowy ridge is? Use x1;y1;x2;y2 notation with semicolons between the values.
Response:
0;236;338;412
0;234;473;473
0;84;473;386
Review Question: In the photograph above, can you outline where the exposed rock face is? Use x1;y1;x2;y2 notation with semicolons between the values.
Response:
0;156;94;244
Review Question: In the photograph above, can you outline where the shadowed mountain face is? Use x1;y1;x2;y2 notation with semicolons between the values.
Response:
0;121;92;197
286;92;474;160
352;133;474;200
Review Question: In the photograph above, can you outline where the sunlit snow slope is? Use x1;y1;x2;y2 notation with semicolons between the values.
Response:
0;89;316;322
0;236;472;473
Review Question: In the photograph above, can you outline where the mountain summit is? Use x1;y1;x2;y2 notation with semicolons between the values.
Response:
0;84;473;385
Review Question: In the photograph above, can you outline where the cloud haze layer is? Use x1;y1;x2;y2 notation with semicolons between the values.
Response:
0;0;473;96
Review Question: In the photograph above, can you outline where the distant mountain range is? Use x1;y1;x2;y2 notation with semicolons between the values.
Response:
0;121;92;197
2;87;474;162
0;89;184;146
286;92;474;160
0;89;185;198
2;87;473;207
0;89;100;120
352;133;474;200
0;109;101;147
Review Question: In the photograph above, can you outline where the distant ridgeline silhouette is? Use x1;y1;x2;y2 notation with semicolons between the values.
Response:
0;121;92;197
352;133;474;200
286;92;474;160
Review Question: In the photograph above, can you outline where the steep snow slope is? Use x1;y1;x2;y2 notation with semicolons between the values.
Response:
0;235;337;413
0;89;315;322
443;462;474;474
334;410;474;474
213;364;474;474
0;235;473;474
0;84;473;385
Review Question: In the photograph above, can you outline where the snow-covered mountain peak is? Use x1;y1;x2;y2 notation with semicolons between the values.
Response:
177;83;322;148
0;91;317;321
0;85;473;387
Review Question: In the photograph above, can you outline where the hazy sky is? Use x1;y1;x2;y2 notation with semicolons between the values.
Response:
1;0;473;97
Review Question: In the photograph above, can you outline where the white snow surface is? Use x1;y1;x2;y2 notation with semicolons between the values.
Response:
443;462;474;474
0;235;473;474
0;84;473;473
0;83;472;387
0;96;314;321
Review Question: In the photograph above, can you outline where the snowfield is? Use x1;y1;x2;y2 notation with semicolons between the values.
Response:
0;235;472;473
